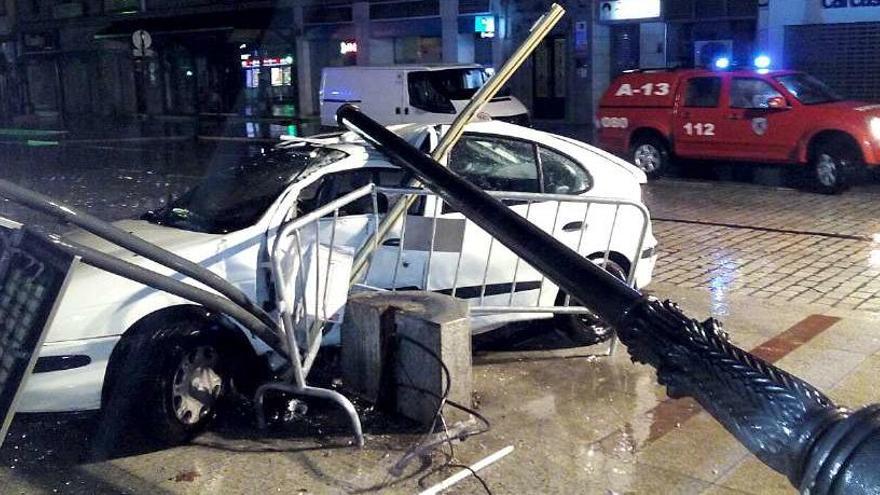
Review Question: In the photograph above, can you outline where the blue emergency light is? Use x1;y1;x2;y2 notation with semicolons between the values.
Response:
713;57;731;70
754;55;771;69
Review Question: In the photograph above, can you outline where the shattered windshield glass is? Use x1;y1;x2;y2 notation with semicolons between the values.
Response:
143;144;347;234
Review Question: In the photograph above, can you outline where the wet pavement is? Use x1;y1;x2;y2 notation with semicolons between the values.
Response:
2;138;880;493
646;179;880;313
2;287;879;494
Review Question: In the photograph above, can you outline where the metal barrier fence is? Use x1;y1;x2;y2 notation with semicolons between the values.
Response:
269;183;651;371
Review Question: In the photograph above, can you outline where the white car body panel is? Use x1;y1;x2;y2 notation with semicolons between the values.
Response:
18;122;656;413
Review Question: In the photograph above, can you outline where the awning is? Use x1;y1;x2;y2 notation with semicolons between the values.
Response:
93;8;291;40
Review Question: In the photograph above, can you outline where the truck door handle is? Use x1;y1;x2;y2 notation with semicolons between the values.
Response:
562;221;586;232
404;107;410;115
726;114;740;120
395;107;401;115
383;238;401;247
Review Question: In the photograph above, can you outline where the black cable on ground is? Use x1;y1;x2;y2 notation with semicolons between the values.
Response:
391;334;494;492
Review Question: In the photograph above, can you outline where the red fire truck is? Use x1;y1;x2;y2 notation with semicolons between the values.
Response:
597;66;880;193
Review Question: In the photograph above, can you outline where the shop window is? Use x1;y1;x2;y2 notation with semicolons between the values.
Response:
394;37;442;64
104;0;138;13
695;0;725;19
271;67;283;87
683;77;721;108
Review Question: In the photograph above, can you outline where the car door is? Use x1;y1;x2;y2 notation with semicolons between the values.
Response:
673;75;725;159
717;77;797;162
296;167;433;289
430;134;549;309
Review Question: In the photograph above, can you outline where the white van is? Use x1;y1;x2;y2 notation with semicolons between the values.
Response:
320;64;530;127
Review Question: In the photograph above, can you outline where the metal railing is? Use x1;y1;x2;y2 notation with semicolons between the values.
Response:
269;183;651;362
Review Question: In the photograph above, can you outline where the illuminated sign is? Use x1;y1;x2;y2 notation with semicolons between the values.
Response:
598;0;661;22
823;0;880;7
475;15;496;38
241;56;293;68
340;41;357;55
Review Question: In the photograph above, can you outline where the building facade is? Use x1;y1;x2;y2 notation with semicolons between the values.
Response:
759;0;880;101
27;0;872;129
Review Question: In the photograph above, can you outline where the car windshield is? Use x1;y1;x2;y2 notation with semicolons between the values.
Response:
775;73;843;105
408;68;511;100
142;144;347;234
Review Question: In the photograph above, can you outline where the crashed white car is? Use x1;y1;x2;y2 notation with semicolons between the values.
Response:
18;121;657;443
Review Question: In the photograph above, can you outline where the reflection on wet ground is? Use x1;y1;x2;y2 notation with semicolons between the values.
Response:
647;180;880;314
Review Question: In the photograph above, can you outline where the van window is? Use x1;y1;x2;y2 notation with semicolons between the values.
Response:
408;68;510;113
683;77;722;108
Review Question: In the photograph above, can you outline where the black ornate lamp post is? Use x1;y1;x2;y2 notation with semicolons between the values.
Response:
337;104;880;494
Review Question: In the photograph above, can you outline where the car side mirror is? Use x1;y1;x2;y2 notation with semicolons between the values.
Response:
767;96;788;109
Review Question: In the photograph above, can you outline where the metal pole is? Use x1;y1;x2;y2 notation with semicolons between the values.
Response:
0;178;281;337
29;228;287;357
347;3;566;286
339;106;880;494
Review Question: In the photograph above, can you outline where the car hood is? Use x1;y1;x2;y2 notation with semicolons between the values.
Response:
63;219;222;262
43;220;229;343
806;100;880;117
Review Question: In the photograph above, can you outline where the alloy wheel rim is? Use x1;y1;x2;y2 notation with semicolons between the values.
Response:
171;345;222;425
817;153;838;187
634;144;661;173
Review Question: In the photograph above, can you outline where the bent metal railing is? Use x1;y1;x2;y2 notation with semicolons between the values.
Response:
0;178;365;447
267;182;651;381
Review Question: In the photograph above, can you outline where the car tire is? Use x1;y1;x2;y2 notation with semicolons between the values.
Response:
810;138;856;194
554;258;628;346
630;135;670;179
102;319;230;448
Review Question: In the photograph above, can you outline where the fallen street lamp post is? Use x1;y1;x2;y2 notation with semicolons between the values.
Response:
338;104;880;494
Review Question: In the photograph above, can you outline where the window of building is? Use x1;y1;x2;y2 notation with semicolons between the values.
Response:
104;0;139;14
683;77;722;107
730;78;784;109
394;37;442;64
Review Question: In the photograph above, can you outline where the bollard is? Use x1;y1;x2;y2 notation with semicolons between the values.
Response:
341;291;472;425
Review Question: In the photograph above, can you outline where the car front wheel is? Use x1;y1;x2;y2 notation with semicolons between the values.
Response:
101;320;230;448
554;259;628;346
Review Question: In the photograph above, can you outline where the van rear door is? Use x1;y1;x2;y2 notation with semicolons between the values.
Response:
360;69;406;125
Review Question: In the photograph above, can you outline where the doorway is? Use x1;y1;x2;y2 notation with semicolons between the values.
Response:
532;35;567;120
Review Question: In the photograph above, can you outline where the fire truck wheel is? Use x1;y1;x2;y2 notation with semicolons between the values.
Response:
553;259;628;346
811;139;855;194
630;135;670;179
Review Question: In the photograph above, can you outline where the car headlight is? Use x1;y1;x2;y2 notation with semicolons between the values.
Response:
870;117;880;141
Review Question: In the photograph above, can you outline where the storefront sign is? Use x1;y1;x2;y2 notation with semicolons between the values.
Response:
823;0;880;7
598;0;661;22
574;21;588;52
241;56;293;68
340;41;357;55
475;15;496;38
